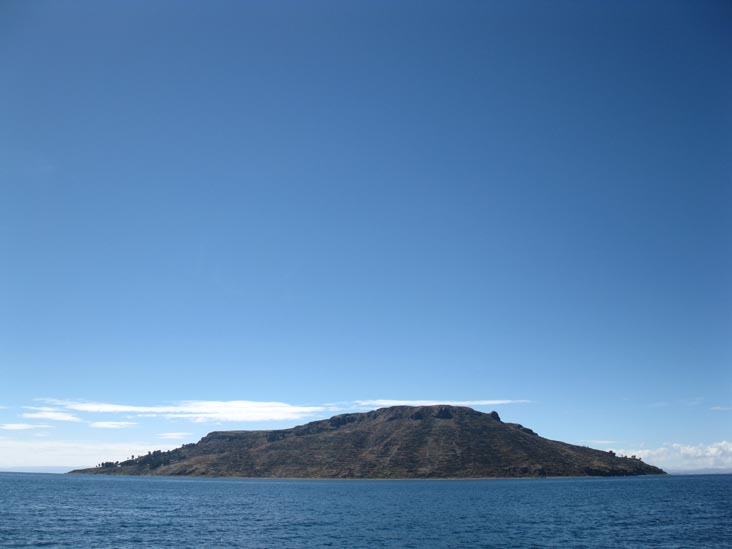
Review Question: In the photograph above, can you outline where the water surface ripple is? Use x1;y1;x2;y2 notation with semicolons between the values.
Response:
0;473;730;548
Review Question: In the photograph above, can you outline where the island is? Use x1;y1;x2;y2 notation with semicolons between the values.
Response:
69;405;665;478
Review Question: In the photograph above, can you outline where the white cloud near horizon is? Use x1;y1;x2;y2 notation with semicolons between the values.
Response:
355;399;531;408
711;406;732;411
41;399;333;423
0;439;178;469
89;421;138;429
1;423;52;431
158;432;194;440
612;441;732;471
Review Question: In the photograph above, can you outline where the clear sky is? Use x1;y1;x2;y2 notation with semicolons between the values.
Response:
1;0;730;472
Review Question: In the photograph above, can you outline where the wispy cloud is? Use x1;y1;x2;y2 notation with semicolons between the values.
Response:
157;432;193;440
32;397;531;426
21;410;83;422
711;406;732;411
89;422;137;429
354;399;530;408
42;399;332;423
1;424;52;431
611;441;732;471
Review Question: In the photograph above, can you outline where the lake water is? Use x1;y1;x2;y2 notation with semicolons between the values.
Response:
0;473;730;548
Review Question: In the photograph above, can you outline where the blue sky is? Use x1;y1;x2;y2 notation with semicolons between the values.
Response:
1;0;730;471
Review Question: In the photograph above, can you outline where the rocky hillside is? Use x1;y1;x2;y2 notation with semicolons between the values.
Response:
70;405;665;478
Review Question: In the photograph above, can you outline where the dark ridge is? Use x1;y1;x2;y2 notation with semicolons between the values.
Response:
70;405;665;478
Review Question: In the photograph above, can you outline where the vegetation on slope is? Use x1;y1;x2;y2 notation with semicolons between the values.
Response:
72;406;665;478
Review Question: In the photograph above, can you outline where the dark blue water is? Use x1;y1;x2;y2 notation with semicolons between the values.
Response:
0;473;730;548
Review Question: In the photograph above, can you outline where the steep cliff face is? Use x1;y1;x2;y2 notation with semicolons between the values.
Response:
71;405;665;478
